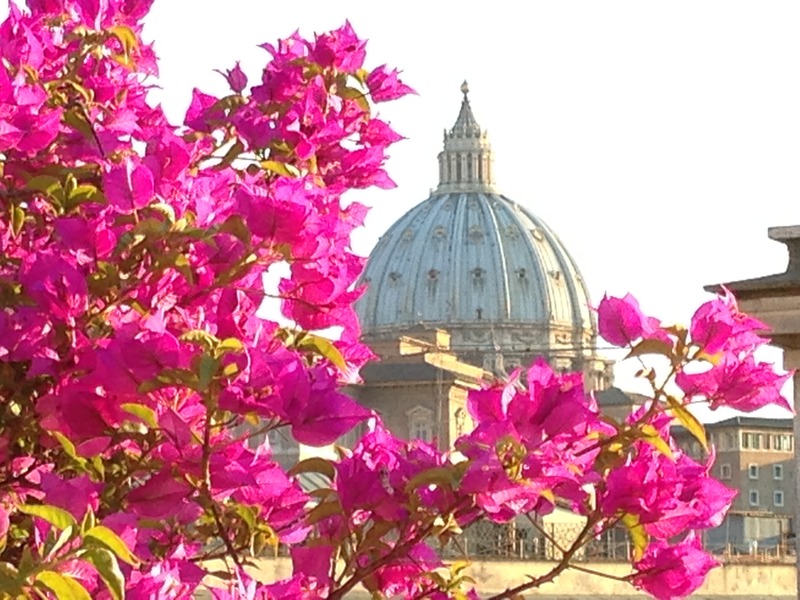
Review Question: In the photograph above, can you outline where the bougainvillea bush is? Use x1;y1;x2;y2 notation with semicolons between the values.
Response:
0;1;791;599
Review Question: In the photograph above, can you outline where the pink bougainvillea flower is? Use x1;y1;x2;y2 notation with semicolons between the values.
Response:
103;158;155;211
366;65;416;102
676;352;792;412
632;532;719;600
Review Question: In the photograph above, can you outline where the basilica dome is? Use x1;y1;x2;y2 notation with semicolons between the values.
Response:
356;83;610;386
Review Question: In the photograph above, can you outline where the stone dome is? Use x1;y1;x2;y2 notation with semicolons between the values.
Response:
356;83;610;384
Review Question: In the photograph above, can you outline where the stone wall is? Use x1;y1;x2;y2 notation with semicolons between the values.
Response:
205;559;796;597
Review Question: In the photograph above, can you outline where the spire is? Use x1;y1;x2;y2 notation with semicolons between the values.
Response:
434;81;497;195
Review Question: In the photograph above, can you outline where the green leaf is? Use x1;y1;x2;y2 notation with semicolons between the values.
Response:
621;512;648;562
296;334;346;370
180;329;220;349
51;431;83;461
306;500;343;525
80;509;96;535
218;215;251;246
173;253;194;285
84;525;139;566
288;457;336;481
63;109;96;143
120;403;158;429
197;354;219;391
25;175;62;196
625;338;674;361
404;467;457;493
35;570;92;600
49;526;75;557
667;396;708;451
81;548;125;600
214;139;244;170
18;504;76;531
65;184;104;211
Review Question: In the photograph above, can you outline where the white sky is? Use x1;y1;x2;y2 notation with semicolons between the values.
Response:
10;1;800;418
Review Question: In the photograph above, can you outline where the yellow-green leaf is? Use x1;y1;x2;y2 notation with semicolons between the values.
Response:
120;403;158;429
11;206;24;236
667;396;708;451
288;457;336;481
51;431;81;460
261;160;300;178
35;570;92;600
84;525;139;566
621;512;648;562
25;175;62;196
18;504;76;531
81;548;125;600
639;424;674;460
625;338;674;361
296;334;346;370
108;25;138;64
218;337;244;353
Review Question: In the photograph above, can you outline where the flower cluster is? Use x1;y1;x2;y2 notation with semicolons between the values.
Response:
0;1;412;597
595;293;793;599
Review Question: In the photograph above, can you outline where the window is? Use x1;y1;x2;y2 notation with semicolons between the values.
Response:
407;406;435;444
749;490;760;506
748;464;759;480
720;464;732;480
775;491;785;507
774;464;784;480
412;421;432;442
725;432;736;451
742;433;751;449
774;434;794;453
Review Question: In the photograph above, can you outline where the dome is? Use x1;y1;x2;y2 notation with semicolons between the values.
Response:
356;83;608;381
358;192;593;333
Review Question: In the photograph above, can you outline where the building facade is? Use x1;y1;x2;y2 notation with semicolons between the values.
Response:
675;416;795;551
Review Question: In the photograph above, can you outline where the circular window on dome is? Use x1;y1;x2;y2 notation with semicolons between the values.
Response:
468;224;484;243
472;267;484;279
505;225;519;240
516;268;526;280
428;269;439;280
433;226;447;240
388;271;402;283
402;228;415;242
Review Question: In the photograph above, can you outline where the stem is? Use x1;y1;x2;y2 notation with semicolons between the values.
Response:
485;516;598;600
328;500;467;600
568;563;632;582
201;407;244;573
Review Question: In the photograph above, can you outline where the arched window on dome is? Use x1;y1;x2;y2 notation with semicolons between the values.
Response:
467;153;473;182
456;154;462;182
407;405;435;443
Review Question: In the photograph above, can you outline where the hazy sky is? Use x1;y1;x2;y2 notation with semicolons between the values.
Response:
10;1;800;416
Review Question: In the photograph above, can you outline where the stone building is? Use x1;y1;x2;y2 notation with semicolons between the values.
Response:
349;83;615;442
675;416;795;551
